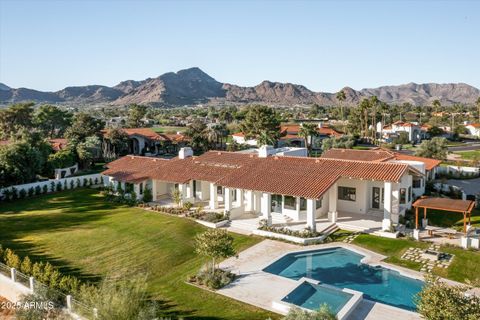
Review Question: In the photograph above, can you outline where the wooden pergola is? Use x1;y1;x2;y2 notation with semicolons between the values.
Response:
412;197;476;233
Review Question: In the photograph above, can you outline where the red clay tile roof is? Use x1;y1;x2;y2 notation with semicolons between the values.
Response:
468;123;480;128
49;138;68;151
102;128;187;143
322;148;395;162
103;156;170;183
322;148;441;171
103;151;419;199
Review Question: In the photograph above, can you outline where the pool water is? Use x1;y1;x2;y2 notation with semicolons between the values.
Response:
282;282;353;313
264;247;423;311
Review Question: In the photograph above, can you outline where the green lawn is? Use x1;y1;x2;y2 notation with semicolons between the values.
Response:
0;189;277;319
426;208;480;231
353;234;480;283
152;126;187;134
453;150;480;160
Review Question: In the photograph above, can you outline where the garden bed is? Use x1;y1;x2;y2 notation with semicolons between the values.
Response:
253;229;326;245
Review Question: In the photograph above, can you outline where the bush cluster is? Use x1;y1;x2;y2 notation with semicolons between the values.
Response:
189;268;235;290
188;211;229;223
0;245;81;294
258;219;322;238
102;185;138;206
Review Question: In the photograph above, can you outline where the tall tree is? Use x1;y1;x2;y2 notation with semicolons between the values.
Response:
195;229;236;273
336;90;347;132
184;119;209;153
358;98;370;140
102;128;129;161
476;97;480;123
239;105;280;145
0;103;35;139
298;123;318;154
34;105;72;138
126;104;147;128
369;96;379;144
415;137;448;160
65;112;104;142
0;142;44;187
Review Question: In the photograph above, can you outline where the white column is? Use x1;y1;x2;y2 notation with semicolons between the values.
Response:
179;183;187;201
383;182;393;230
209;183;218;209
151;180;158;201
10;268;16;282
245;190;254;212
224;187;233;212
328;183;338;223
261;193;272;225
236;189;244;207
186;180;195;202
306;199;316;232
254;192;261;213
134;183;141;198
295;197;301;220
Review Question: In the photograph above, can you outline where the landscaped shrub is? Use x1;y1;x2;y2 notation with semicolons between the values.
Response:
32;261;44;279
188;211;228;223
50;181;56;192
11;188;18;200
89;178;93;186
83;178;88;187
183;201;193;211
76;178;81;188
4;248;21;269
258;219;322;238
56;182;63;192
94;177;99;185
28;187;34;197
19;189;27;199
20;256;33;275
35;185;42;195
283;305;336;320
189;267;235;289
42;184;48;194
152;206;188;215
2;189;12;201
142;187;153;203
70;180;74;189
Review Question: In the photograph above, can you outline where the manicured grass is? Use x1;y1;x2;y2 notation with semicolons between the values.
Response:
426;208;480;231
453;150;480;160
353;234;480;283
0;189;277;319
152;126;187;134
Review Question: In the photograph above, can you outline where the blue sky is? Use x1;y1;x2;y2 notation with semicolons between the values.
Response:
1;0;479;92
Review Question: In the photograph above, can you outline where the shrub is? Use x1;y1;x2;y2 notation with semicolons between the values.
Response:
189;267;235;289
32;261;45;279
42;184;48;194
283;305;336;320
83;178;88;187
3;189;12;201
94;177;99;185
50;181;56;192
0;245;3;262
183;201;193;211
89;178;93;186
258;220;322;238
189;211;228;223
41;262;54;284
28;187;35;197
20;256;33;275
4;248;21;269
11;187;18;200
19;188;27;199
56;182;63;192
35;185;42;195
142;187;153;202
70;180;74;189
76;178;81;187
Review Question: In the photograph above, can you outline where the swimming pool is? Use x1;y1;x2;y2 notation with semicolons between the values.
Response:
264;247;423;311
282;282;353;314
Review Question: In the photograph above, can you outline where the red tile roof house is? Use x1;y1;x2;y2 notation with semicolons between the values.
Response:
101;128;187;156
378;121;426;143
102;147;424;234
231;123;343;148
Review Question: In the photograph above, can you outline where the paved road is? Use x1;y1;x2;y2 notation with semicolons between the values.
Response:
448;143;480;152
446;178;480;196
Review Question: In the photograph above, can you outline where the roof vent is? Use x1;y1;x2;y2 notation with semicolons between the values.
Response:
179;147;193;159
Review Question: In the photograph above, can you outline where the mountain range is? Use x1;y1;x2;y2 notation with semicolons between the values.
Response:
1;67;479;107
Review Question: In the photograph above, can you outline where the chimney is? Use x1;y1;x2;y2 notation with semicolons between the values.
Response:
179;147;193;159
258;145;274;158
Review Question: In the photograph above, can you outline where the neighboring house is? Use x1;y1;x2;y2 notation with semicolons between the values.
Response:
378;121;425;143
102;128;187;156
231;123;343;148
466;123;480;137
321;148;442;198
48;138;69;152
103;147;423;232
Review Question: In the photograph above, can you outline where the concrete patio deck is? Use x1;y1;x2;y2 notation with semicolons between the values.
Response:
218;239;422;320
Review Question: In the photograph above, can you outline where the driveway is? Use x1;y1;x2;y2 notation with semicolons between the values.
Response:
446;178;480;196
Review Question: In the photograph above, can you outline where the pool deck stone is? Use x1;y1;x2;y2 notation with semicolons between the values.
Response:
218;239;425;320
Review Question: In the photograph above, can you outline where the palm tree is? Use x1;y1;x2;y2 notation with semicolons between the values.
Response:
298;123;318;155
336;90;347;132
432;99;441;115
476;97;480;123
369;96;379;144
257;130;276;147
359;99;370;140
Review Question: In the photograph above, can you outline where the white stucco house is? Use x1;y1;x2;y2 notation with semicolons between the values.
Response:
102;146;432;233
465;123;480;137
378;121;426;143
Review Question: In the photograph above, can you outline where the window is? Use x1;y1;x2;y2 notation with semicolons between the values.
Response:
408;186;412;202
300;198;307;211
284;196;297;210
316;198;323;209
400;188;406;204
338;187;356;201
139;182;143;195
413;178;422;188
